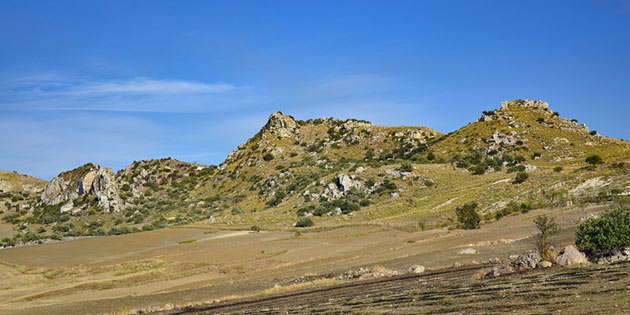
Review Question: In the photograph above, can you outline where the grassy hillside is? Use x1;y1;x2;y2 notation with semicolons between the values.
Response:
2;100;629;247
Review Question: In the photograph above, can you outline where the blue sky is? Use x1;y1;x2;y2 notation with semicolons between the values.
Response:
1;0;629;180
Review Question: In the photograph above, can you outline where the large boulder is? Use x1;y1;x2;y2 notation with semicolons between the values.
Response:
556;245;589;266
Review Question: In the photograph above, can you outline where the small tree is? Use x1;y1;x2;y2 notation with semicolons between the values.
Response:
533;215;560;261
455;202;481;229
585;154;604;167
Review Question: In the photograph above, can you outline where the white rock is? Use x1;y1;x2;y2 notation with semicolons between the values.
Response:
459;248;478;255
409;265;425;274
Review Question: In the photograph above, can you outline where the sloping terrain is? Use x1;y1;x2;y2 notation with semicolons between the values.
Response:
1;99;629;247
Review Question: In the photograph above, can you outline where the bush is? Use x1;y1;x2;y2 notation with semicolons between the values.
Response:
263;153;274;161
533;215;560;261
399;161;413;172
585;154;604;167
514;172;529;184
250;225;261;233
576;207;630;253
455;202;480;229
295;217;314;228
553;166;563;173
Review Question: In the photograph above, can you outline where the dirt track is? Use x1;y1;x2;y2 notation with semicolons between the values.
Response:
168;262;630;314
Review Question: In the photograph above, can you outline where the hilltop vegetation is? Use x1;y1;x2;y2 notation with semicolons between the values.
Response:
1;100;630;247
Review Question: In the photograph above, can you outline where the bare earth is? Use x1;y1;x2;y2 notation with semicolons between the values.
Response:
0;205;617;314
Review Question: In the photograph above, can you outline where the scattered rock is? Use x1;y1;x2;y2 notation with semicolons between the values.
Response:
538;261;553;268
513;250;541;270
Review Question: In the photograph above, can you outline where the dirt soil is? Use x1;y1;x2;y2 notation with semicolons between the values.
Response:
170;262;630;314
0;204;615;314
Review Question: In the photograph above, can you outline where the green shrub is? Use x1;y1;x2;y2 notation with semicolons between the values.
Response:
399;161;413;172
263;153;274;161
455;202;480;229
514;172;529;184
295;217;314;228
576;207;630;253
250;225;261;232
554;166;563;173
585;154;604;167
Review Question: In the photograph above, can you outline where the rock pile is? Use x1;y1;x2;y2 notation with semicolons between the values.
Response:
484;245;591;279
588;247;630;265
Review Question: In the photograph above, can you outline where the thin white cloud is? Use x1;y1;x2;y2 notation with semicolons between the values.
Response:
0;76;254;113
63;78;236;95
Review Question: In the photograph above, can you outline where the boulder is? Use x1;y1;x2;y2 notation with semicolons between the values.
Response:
409;265;425;274
459;248;478;255
556;245;589;266
486;265;514;278
538;261;553;268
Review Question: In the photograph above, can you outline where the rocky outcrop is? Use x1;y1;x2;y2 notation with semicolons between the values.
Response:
501;99;550;110
263;111;299;139
336;174;362;193
40;164;123;213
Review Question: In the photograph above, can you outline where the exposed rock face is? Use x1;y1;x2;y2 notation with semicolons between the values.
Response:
263;111;299;139
556;245;589;266
501;99;550;110
40;164;123;213
336;174;362;193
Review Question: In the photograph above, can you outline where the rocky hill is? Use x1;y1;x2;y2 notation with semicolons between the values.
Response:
2;100;629;246
0;171;47;214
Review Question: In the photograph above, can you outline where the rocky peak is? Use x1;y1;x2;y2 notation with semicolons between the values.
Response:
263;111;299;139
40;163;123;213
501;99;550;110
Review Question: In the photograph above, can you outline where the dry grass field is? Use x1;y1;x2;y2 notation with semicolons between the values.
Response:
0;204;615;314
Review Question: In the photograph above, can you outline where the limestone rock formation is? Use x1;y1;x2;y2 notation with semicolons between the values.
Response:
263;111;299;139
40;163;123;213
501;99;550;110
336;174;362;193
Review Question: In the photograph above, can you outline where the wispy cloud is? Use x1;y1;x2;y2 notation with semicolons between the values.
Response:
0;76;249;113
59;78;236;95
